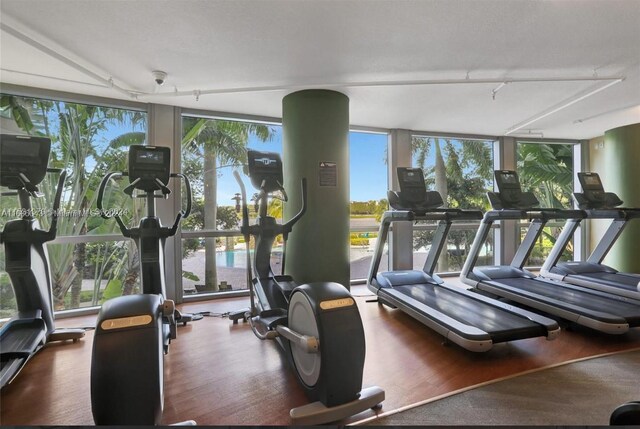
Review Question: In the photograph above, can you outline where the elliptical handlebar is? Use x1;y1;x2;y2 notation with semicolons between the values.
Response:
168;173;192;236
233;171;250;231
97;172;124;219
97;171;130;236
46;167;67;240
284;178;307;231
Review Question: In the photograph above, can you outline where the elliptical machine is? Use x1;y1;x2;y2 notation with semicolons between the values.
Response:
0;134;85;389
91;145;197;425
231;150;384;425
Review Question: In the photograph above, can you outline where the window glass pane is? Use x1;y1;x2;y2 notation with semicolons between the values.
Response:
412;225;495;273
516;142;575;264
1;94;147;314
349;131;389;280
0;94;148;237
180;117;281;294
410;136;495;272
0;240;138;313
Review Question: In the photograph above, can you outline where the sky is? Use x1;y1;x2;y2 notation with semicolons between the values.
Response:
26;102;391;206
212;127;390;206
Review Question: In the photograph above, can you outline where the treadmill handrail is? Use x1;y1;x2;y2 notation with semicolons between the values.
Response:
582;208;640;220
483;208;585;221
381;208;482;223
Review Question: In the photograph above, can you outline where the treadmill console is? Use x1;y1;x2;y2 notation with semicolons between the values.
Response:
397;168;427;204
490;170;539;210
389;167;443;212
128;145;171;192
574;172;623;209
0;134;51;190
247;150;284;193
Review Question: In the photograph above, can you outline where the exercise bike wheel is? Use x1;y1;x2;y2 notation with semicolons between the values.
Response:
287;282;366;407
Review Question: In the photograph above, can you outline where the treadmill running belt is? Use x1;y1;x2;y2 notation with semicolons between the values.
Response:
392;283;546;342
494;278;640;325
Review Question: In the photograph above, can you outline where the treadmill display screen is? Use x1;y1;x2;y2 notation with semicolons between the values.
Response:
582;174;602;188
402;170;423;183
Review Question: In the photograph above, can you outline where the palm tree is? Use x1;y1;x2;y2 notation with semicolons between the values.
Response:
517;142;574;261
1;94;146;308
412;136;494;271
182;118;273;291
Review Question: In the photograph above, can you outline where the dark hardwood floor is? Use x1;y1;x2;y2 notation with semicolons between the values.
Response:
2;285;640;425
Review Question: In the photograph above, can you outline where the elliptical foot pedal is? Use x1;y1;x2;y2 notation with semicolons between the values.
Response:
178;312;204;325
229;309;250;324
255;308;288;329
289;386;385;425
171;420;197;425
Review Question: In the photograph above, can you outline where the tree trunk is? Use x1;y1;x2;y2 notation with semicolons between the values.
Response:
434;139;449;272
70;221;87;308
122;244;139;295
204;146;218;291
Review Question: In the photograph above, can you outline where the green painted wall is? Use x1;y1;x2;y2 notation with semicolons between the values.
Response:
282;90;350;288
601;123;640;272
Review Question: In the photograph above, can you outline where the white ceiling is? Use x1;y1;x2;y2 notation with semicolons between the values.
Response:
1;0;639;139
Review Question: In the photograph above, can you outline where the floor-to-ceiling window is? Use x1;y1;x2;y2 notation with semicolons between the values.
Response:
349;131;388;280
0;93;147;316
516;141;576;266
180;115;281;296
411;135;495;273
180;119;389;294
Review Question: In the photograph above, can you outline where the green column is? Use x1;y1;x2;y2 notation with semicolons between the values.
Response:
603;123;640;272
282;90;350;288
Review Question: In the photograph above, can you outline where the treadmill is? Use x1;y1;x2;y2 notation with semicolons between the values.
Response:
540;172;640;300
460;170;640;335
367;167;560;352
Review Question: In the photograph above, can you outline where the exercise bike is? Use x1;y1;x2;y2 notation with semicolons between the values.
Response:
0;134;85;389
91;145;198;425
231;150;384;425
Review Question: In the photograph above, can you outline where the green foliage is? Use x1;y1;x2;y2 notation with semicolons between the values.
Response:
411;137;494;271
101;279;123;303
350;237;369;246
517;143;574;208
1;94;147;309
182;270;200;281
0;272;17;316
350;199;388;218
1;95;34;132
